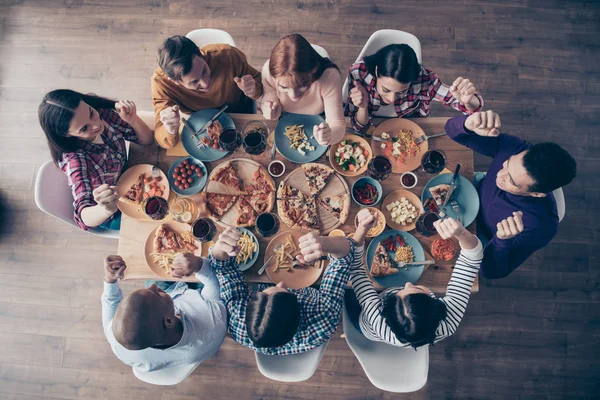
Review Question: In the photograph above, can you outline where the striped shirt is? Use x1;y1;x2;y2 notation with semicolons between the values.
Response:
349;240;483;347
211;238;355;355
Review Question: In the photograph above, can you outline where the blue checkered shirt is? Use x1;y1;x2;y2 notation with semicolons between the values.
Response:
211;238;355;355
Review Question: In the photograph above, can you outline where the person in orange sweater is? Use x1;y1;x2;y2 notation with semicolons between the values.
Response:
151;35;263;149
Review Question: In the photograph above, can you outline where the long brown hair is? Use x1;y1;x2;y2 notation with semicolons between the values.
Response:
38;89;116;165
269;33;338;89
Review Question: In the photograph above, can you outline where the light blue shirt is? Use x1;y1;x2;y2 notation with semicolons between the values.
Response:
101;259;227;372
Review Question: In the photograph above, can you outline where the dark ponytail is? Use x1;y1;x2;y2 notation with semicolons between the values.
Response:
363;44;420;84
381;292;447;348
38;89;116;165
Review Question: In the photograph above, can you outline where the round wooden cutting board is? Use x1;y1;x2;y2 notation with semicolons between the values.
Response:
277;163;350;234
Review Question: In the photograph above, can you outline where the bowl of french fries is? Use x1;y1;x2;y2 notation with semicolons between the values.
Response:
264;231;326;289
236;228;260;271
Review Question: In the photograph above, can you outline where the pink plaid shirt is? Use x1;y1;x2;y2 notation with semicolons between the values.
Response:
58;109;136;230
344;61;483;131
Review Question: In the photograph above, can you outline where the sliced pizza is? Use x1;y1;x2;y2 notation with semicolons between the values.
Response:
317;194;350;223
293;196;320;232
210;161;244;193
277;198;307;228
371;243;398;277
248;167;275;194
153;224;197;253
277;182;305;200
236;197;259;227
120;173;145;205
205;193;238;218
302;163;334;196
242;191;273;215
429;184;451;206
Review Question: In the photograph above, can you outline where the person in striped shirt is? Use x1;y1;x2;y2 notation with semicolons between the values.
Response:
347;209;483;348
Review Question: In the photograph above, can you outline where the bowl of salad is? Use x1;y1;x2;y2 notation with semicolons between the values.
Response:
329;134;373;177
351;177;382;206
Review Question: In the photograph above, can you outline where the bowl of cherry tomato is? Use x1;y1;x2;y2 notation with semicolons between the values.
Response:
351;177;382;206
167;157;208;196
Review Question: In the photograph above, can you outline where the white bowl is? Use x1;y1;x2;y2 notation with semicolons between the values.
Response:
400;172;418;189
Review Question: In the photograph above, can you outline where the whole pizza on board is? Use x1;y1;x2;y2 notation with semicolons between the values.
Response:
203;160;275;228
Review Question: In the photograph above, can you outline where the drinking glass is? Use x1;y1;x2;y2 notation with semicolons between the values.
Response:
144;196;169;220
367;155;392;181
421;149;447;174
218;128;242;152
242;121;269;156
192;218;217;243
415;212;440;237
256;213;280;237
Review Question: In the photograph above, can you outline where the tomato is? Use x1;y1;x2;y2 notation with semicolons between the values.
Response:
184;183;190;189
174;167;180;173
175;179;181;186
213;143;219;149
155;190;163;197
172;173;178;179
180;171;187;178
187;177;194;183
183;159;189;165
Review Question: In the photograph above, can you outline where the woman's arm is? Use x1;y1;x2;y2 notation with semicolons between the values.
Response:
320;69;346;144
115;101;154;145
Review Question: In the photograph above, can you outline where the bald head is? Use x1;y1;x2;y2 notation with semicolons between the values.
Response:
113;286;175;350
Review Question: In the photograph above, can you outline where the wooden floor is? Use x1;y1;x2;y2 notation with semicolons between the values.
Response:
0;0;599;398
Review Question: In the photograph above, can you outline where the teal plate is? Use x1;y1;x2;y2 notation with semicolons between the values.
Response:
237;228;259;272
181;109;233;162
421;174;480;228
167;157;208;196
274;113;328;163
366;230;425;288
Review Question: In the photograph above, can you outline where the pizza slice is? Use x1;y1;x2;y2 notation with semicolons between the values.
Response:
293;196;320;232
277;182;305;200
302;163;334;196
243;191;273;215
153;224;197;253
120;173;145;205
371;243;398;277
210;161;244;193
236;197;259;227
317;194;350;223
205;193;238;218
429;184;451;206
277;198;306;228
248;167;275;194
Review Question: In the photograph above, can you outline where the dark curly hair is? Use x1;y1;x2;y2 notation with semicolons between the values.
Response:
522;142;577;193
381;292;447;348
246;291;300;348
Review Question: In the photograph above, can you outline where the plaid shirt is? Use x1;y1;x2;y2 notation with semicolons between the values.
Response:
210;238;356;355
58;109;136;230
344;61;483;131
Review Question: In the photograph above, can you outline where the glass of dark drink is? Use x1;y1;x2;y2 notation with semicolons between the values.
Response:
144;196;169;220
415;212;440;236
256;213;280;237
242;121;269;156
192;218;216;243
421;149;447;174
218;128;242;152
367;155;392;181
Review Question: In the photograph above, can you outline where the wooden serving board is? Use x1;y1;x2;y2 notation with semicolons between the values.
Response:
204;158;275;227
277;163;350;234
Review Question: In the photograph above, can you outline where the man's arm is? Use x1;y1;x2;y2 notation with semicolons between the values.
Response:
101;281;122;330
480;232;546;279
445;114;528;158
194;257;222;302
151;77;179;149
232;47;263;100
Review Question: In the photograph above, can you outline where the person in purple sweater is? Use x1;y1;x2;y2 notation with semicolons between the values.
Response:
445;110;577;279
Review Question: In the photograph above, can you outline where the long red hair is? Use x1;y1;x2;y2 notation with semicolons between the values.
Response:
269;34;338;89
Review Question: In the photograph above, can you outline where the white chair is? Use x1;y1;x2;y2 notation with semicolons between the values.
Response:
311;44;330;59
132;363;200;386
34;161;119;239
254;340;330;382
342;30;422;116
553;187;565;223
342;305;429;393
185;29;236;48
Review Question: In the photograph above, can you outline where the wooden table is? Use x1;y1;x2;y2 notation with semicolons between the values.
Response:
118;114;478;293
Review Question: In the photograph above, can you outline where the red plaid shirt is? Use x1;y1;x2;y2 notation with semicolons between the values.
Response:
344;61;483;131
59;109;137;230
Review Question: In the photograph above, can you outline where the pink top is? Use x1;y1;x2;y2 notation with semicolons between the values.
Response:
261;60;345;144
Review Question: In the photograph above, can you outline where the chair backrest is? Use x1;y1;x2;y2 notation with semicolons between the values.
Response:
552;187;566;223
342;305;428;393
132;362;200;386
310;44;330;59
185;29;236;48
34;160;119;239
341;30;422;116
254;339;330;382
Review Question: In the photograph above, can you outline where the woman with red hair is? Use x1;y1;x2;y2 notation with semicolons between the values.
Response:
261;34;345;145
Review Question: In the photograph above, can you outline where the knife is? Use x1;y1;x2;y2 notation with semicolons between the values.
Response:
395;260;436;269
442;163;461;208
181;117;199;139
196;105;229;136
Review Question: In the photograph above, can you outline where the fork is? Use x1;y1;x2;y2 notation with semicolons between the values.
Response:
258;243;282;275
450;200;462;224
414;132;447;145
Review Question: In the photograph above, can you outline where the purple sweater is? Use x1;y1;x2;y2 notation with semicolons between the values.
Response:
445;116;558;279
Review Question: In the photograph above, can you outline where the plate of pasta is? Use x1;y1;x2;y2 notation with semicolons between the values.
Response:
236;228;259;271
144;222;202;281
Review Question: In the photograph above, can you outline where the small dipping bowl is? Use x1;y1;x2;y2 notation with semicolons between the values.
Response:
268;160;286;178
400;171;418;189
